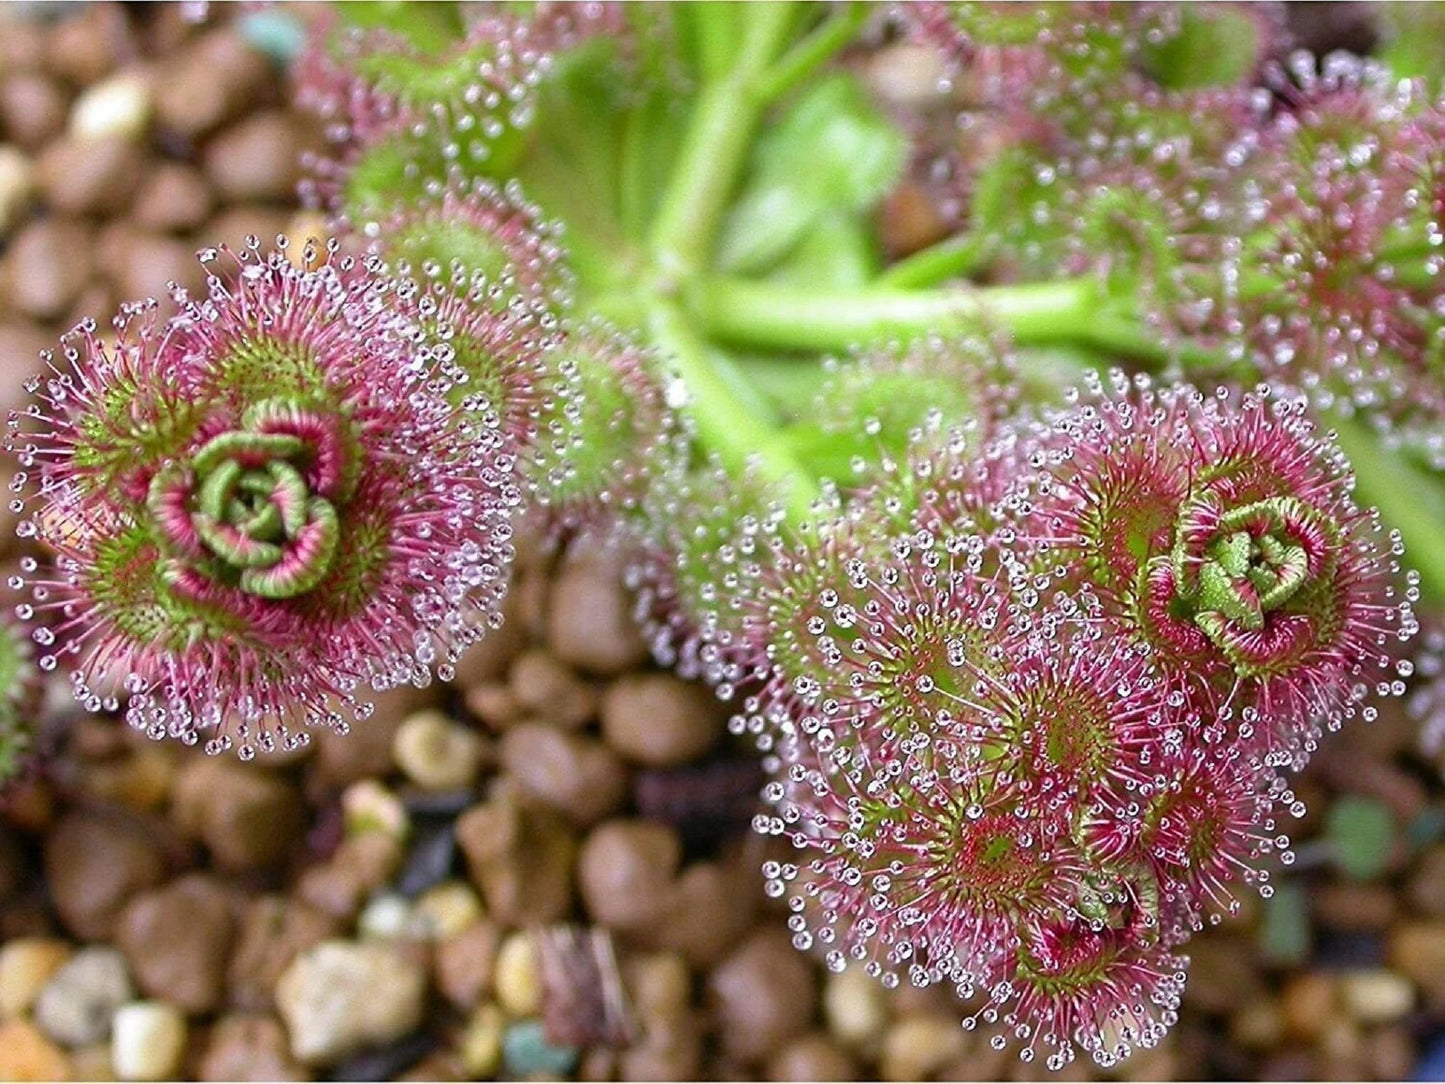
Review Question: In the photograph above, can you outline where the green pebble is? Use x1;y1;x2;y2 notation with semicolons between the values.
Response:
501;1019;578;1079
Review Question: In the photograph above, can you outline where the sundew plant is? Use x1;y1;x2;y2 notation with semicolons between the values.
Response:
6;0;1445;1068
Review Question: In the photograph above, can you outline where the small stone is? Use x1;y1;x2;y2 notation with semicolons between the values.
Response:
0;144;33;236
623;953;692;1024
414;881;484;940
495;931;543;1016
1338;970;1414;1023
341;779;411;841
326;1031;437;1083
33;946;134;1046
1229;998;1285;1049
227;896;339;1013
204;111;305;202
68;1042;115;1081
82;746;179;815
463;682;524;730
435;920;501;1010
1408;846;1445;917
1313;883;1398;931
619;1017;702;1081
44;811;166;941
1281;972;1338;1040
509;649;598;729
107;232;208;313
274;941;427;1066
357;894;424;942
502;1019;578;1079
459;1003;505;1078
766;1033;857;1082
393;710;485;791
1388;922;1445;1003
600;674;722;767
0;939;72;1019
130;163;212;233
0;74;67;151
313;684;433;786
117;874;236;1014
198;1014;309;1082
824;967;889;1048
879;1014;968;1082
708;928;817;1063
864;41;951;107
0;1018;71;1081
547;549;649;676
395;820;457;899
35;134;144;215
655;858;755;969
1365;1026;1416;1081
111;1001;186;1081
171;757;303;871
295;833;404;922
1;218;94;321
455;791;574;926
577;820;681;933
501;724;627;826
154;28;272;137
46;4;134;87
70;71;151;140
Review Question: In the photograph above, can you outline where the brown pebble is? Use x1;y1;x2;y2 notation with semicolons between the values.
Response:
198;1014;310;1082
131;162;213;233
548;546;650;676
455;789;575;926
509;649;597;728
0;74;67;150
35;133;144;215
450;588;526;687
657;855;757;969
1313;882;1398;931
463;682;524;730
0;1018;71;1081
0;321;50;426
501;724;627;826
43;809;167;940
172;757;303;870
204;111;304;202
879;179;951;260
434;919;501;1010
709;928;818;1064
600;673;722;767
1280;972;1338;1041
577;820;681;934
104;230;208;309
1388;921;1445;1005
1408;846;1445;916
154;28;273;138
619;1017;703;1082
767;1033;857;1082
312;684;434;787
227;896;340;1012
46;4;136;87
1;218;94;320
1183;936;1265;1015
293;832;403;923
203;204;294;257
117;874;237;1014
0;17;46;72
1366;1026;1416;1081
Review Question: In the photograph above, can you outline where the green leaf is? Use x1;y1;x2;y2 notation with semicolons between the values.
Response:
1325;795;1399;881
1140;6;1263;89
715;72;907;276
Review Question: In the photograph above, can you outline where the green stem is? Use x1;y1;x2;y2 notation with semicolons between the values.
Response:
754;2;870;104
876;232;999;290
688;274;1101;353
648;2;798;280
647;298;821;524
1329;411;1445;609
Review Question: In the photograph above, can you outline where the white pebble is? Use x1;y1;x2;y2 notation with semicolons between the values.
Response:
357;893;423;941
0;145;33;237
393;710;485;790
824;967;888;1047
494;931;542;1016
70;72;152;141
1338;970;1415;1023
111;1002;186;1081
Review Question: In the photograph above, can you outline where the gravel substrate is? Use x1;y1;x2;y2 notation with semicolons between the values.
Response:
0;4;1443;1081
